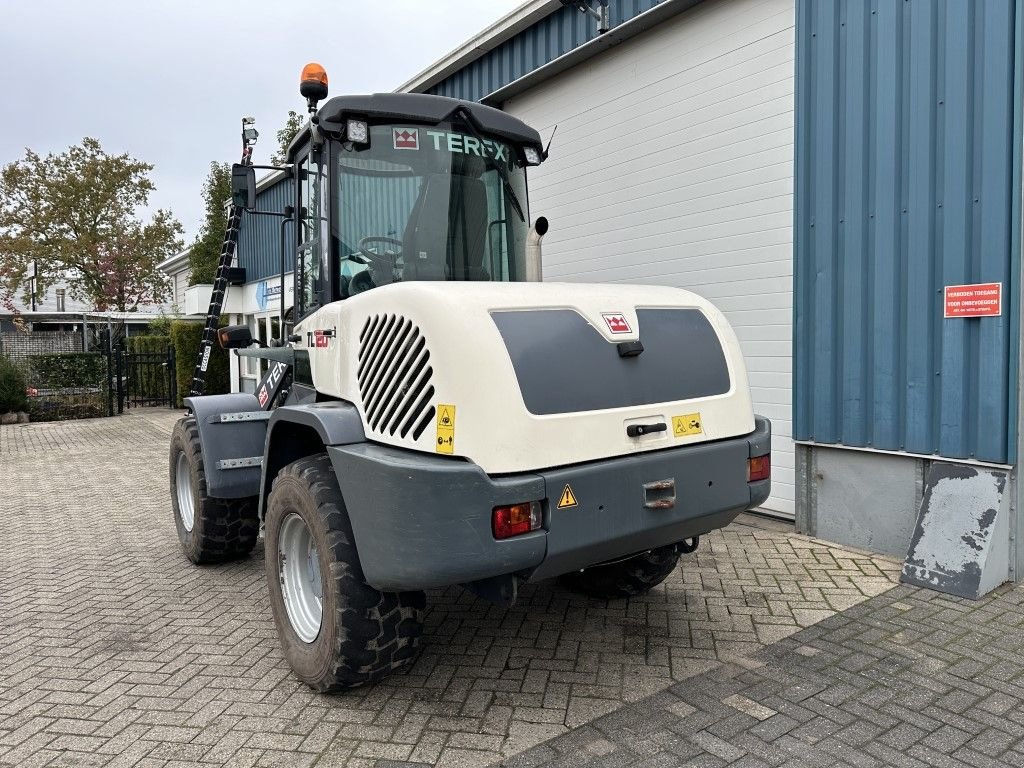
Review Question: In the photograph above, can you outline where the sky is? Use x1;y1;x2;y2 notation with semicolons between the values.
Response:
0;0;525;245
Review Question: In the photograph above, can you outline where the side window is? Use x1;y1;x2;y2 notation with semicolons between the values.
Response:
297;149;326;317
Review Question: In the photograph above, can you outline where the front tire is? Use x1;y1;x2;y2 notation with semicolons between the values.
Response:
558;544;683;599
265;454;425;691
169;417;259;564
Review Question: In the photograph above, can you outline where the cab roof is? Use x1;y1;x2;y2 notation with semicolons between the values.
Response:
286;92;543;162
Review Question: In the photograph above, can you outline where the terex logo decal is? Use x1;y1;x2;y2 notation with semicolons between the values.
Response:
306;328;334;348
602;313;631;334
426;130;509;163
393;128;419;150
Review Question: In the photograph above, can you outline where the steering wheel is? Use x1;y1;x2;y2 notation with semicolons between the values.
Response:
357;236;402;261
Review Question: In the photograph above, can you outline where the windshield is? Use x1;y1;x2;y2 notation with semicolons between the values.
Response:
335;121;529;298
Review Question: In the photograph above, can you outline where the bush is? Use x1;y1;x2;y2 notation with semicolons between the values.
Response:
127;335;172;355
146;313;173;337
170;319;229;407
22;352;106;422
29;353;105;389
0;355;29;414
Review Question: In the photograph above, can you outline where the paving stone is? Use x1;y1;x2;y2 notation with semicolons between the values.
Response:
0;409;920;768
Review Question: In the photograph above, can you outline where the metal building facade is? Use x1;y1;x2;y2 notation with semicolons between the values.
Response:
237;179;293;284
793;0;1023;465
425;0;683;103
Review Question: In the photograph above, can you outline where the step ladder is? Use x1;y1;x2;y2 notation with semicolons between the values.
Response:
189;118;259;397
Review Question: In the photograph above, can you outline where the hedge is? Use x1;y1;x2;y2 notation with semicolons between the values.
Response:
0;354;28;414
127;335;172;355
170;319;229;407
25;352;106;422
30;353;106;389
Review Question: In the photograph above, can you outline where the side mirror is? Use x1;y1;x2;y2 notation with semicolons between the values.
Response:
217;324;253;349
230;164;256;210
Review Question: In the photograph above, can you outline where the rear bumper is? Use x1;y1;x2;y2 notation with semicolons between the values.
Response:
329;417;771;591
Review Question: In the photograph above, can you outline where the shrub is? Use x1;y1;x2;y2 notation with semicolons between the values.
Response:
22;352;106;422
127;335;172;355
0;355;29;414
29;353;105;389
147;313;173;337
170;319;229;407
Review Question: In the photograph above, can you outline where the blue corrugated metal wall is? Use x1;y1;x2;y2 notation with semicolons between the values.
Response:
794;0;1022;464
426;0;663;102
238;179;293;283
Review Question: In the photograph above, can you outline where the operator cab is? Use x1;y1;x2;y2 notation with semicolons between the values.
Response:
285;84;546;321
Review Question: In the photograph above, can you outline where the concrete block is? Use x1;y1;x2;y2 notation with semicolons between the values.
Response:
901;463;1010;599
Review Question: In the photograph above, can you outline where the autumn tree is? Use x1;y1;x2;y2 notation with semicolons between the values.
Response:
188;161;231;285
271;110;305;166
0;138;182;312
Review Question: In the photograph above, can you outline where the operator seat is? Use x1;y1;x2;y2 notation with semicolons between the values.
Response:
402;174;489;281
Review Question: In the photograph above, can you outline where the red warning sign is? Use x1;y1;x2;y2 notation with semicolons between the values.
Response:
943;282;1002;318
601;313;631;334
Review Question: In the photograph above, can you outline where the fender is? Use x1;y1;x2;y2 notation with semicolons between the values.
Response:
258;401;366;519
183;393;266;499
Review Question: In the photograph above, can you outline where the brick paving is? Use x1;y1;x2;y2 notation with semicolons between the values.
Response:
0;410;924;768
504;583;1024;768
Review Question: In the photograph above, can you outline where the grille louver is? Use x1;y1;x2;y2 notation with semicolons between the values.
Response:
357;314;435;441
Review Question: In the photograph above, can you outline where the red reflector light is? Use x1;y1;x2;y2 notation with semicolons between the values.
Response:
748;455;771;482
493;502;542;540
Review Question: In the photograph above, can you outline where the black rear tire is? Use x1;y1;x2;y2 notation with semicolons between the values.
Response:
558;545;682;599
169;416;259;564
265;454;425;692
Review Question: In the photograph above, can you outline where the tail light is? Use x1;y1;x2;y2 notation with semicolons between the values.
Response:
493;502;542;539
748;455;771;482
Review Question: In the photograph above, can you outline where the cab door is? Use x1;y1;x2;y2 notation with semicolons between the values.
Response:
294;144;328;319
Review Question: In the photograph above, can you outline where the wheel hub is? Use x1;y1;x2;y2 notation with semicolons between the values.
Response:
279;513;323;643
175;453;195;532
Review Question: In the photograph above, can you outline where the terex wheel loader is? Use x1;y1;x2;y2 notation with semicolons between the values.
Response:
169;63;771;692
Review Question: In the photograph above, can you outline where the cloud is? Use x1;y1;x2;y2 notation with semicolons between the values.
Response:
0;0;524;241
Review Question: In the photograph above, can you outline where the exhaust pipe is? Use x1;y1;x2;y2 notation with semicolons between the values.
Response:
525;216;548;282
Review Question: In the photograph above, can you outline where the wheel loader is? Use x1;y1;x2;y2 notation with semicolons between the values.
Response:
170;63;771;692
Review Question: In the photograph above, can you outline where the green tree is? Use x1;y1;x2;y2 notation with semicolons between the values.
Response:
0;138;182;312
271;110;305;166
187;161;231;285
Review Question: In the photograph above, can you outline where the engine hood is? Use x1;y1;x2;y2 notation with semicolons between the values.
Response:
294;282;755;474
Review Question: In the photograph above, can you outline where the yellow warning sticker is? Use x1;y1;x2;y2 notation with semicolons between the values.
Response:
672;412;703;437
557;484;579;509
435;404;456;454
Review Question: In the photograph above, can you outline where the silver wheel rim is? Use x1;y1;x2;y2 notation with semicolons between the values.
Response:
279;513;323;643
175;453;195;532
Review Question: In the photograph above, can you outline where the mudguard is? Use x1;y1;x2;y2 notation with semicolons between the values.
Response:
183;393;266;499
257;401;367;519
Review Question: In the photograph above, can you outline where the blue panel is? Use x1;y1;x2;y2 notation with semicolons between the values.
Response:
425;0;665;103
794;0;1022;464
237;178;293;283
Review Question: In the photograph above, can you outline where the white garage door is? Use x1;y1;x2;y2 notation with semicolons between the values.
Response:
502;0;796;516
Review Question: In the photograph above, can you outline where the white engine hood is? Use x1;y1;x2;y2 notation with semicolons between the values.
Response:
294;281;755;474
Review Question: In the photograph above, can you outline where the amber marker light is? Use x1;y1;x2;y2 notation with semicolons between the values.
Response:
300;62;329;102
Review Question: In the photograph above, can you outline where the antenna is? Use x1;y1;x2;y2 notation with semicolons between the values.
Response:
543;124;558;160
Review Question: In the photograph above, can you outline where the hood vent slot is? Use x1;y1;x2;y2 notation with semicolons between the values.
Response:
357;314;435;440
